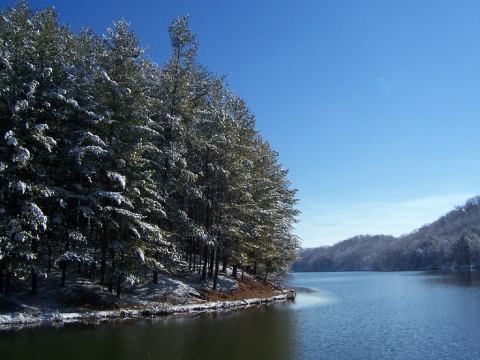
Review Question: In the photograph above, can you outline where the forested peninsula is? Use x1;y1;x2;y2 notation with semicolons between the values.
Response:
0;2;299;321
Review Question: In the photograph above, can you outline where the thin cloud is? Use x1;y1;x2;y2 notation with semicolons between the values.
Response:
296;193;475;248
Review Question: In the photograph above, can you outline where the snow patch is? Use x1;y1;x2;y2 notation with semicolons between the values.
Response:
83;132;106;147
96;191;125;205
4;130;17;146
136;248;145;262
67;98;79;107
28;202;48;231
107;171;126;189
27;80;39;96
14;100;28;113
16;181;27;194
43;67;53;77
34;123;49;132
12;147;30;164
0;291;292;327
70;146;108;162
101;69;111;82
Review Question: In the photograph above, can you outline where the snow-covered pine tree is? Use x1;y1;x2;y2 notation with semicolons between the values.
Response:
154;16;211;283
0;3;300;297
0;3;62;294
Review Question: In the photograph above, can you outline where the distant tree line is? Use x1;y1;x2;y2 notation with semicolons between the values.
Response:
0;2;299;297
293;197;480;272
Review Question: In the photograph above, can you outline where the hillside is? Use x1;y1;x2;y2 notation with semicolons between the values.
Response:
293;196;480;271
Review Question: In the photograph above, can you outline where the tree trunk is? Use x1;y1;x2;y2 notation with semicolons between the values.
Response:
116;278;122;298
89;263;96;282
221;256;227;273
0;263;4;293
152;250;159;284
31;238;38;294
115;250;124;299
47;243;52;273
213;248;221;291
201;246;208;280
108;250;115;293
5;271;11;297
232;264;238;279
208;247;215;278
100;226;107;284
61;262;67;287
31;267;37;295
100;246;107;284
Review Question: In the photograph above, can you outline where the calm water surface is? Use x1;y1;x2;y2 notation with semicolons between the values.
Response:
2;271;480;360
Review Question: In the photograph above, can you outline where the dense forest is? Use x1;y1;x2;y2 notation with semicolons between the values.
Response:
0;2;299;298
293;196;480;272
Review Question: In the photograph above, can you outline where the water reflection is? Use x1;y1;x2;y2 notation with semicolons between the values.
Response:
416;270;480;288
0;303;300;360
3;271;480;360
289;288;336;310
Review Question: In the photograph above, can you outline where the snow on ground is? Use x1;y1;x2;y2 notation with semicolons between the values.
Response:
0;291;293;329
0;263;294;329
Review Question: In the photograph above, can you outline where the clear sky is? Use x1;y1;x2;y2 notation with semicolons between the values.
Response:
14;0;480;247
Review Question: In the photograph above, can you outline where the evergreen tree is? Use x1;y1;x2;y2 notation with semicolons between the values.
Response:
0;3;299;297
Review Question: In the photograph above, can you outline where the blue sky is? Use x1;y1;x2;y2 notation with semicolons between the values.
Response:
16;0;480;247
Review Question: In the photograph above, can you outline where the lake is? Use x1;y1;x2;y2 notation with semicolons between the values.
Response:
2;271;480;360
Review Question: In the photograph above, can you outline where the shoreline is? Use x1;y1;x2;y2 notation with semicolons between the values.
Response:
0;289;296;330
292;268;479;273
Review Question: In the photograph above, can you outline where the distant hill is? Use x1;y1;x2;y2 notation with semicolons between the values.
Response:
293;196;480;272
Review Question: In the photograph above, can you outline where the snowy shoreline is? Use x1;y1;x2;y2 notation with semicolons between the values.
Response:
0;289;295;329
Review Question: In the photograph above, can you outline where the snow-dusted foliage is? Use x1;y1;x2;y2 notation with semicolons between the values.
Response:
107;171;126;189
25;203;48;232
12;147;30;164
70;146;108;163
14;181;27;194
0;4;299;298
4;130;17;146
